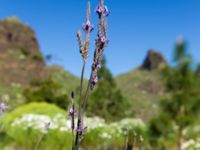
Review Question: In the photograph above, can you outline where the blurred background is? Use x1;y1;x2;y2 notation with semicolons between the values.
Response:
0;0;199;150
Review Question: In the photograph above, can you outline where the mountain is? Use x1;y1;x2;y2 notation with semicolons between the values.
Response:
0;17;167;121
140;49;166;70
0;17;48;86
116;50;166;121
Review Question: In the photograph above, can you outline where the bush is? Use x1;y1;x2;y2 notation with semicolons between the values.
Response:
1;102;146;149
31;53;43;61
23;79;69;109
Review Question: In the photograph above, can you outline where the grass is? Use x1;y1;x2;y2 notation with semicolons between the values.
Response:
116;69;165;122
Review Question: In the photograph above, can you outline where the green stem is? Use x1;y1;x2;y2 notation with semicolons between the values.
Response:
34;133;45;150
75;60;86;148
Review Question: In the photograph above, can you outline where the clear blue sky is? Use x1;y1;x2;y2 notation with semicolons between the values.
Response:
0;0;200;77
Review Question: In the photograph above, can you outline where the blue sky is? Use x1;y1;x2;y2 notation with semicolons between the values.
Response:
0;0;200;77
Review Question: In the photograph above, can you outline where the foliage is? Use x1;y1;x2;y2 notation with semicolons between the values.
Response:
31;52;43;61
148;40;200;149
0;102;146;149
116;69;164;122
1;102;71;149
20;48;30;57
23;79;69;109
87;57;130;121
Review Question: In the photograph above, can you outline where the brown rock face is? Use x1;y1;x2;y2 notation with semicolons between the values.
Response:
140;49;166;70
0;17;48;85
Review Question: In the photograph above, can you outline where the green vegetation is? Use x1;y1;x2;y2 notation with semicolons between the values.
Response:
148;40;200;150
116;69;164;122
23;79;69;109
4;16;22;24
20;48;31;57
31;52;44;61
0;102;146;150
88;57;130;121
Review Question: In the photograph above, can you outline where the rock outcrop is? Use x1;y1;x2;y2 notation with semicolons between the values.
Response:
140;49;166;70
0;17;48;85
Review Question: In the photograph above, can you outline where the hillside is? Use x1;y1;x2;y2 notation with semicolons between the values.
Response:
116;50;166;121
48;65;82;95
0;17;167;121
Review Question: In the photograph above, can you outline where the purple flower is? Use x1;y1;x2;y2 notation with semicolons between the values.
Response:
96;63;102;69
95;5;104;16
0;102;7;112
96;35;108;46
68;107;76;117
100;36;107;44
90;75;98;90
95;5;109;17
76;126;87;137
68;107;76;129
82;21;94;33
92;75;98;84
103;5;110;17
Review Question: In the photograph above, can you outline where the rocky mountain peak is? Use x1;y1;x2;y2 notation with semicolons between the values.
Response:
140;49;166;70
0;17;48;85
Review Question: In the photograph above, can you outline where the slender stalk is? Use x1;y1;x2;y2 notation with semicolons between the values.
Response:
71;92;75;150
81;75;91;112
125;129;129;150
72;128;74;150
78;60;86;115
34;133;45;150
75;60;86;148
133;134;137;150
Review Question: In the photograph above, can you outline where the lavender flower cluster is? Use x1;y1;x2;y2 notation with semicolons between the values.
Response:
0;102;7;115
90;0;109;90
68;0;109;149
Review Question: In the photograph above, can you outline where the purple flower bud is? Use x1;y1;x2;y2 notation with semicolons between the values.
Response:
82;21;94;33
90;75;99;90
0;102;7;112
96;35;108;46
100;36;107;44
95;5;104;16
76;126;87;136
95;5;109;17
93;76;98;84
103;5;109;17
96;63;102;69
68;107;76;117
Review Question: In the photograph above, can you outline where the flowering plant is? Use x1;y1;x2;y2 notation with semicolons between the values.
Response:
68;0;109;149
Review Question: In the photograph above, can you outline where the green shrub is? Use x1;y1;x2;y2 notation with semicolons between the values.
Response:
2;102;71;149
23;79;69;109
1;102;146;149
31;53;43;61
20;48;30;56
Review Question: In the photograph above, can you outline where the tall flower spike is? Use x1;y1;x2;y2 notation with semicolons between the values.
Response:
95;0;109;17
86;1;91;22
82;2;94;33
89;0;109;91
77;31;88;60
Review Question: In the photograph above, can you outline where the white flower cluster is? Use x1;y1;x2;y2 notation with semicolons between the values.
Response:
11;113;145;139
11;113;71;133
181;138;200;150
